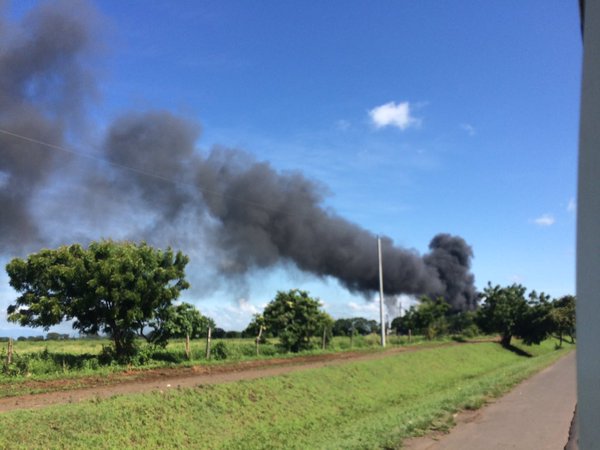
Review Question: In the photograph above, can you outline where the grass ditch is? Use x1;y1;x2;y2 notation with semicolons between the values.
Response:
0;339;572;449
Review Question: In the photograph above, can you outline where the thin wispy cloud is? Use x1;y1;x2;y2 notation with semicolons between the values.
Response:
369;101;420;130
533;214;555;227
460;123;476;136
567;198;576;213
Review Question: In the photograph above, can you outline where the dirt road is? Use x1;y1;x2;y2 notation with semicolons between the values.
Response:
403;351;577;450
0;342;461;413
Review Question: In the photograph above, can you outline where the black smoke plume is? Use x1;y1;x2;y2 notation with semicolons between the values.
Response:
0;0;100;252
0;2;477;311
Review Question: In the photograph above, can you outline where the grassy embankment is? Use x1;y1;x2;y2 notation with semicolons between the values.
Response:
0;339;572;449
0;334;445;396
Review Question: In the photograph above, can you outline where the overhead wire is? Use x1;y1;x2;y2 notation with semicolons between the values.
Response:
0;127;313;218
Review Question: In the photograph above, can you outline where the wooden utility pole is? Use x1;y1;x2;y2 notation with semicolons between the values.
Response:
205;327;212;360
378;237;386;347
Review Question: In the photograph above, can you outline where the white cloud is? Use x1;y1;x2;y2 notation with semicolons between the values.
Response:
460;123;476;136
534;214;555;227
368;101;420;130
567;198;576;213
225;298;260;316
348;299;380;319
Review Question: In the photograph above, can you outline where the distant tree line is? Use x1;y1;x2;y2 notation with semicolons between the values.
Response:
4;240;576;363
391;284;575;348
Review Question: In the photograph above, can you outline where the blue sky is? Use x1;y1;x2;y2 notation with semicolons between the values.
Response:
0;1;581;334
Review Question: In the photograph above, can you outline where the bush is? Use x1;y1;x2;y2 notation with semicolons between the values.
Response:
212;341;229;360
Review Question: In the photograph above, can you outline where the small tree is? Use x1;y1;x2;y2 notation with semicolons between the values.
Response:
549;295;576;346
332;317;378;337
392;296;449;339
6;240;189;361
262;289;330;352
154;302;215;359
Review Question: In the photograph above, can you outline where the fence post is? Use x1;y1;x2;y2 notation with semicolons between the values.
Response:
185;333;191;360
205;327;212;360
255;325;264;356
7;338;13;365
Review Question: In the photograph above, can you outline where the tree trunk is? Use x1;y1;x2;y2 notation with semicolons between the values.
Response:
501;334;512;347
185;333;191;360
322;327;327;350
408;329;412;343
205;327;212;360
558;332;563;348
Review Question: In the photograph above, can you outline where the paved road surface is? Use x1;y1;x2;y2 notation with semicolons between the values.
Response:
404;351;577;450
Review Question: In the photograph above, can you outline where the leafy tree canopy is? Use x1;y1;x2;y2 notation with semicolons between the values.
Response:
262;289;332;352
548;295;576;346
6;240;189;360
332;317;378;337
476;283;555;347
393;296;450;339
152;302;215;346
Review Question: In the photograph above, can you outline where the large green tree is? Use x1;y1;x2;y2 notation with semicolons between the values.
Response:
477;283;554;347
262;289;332;352
6;240;189;360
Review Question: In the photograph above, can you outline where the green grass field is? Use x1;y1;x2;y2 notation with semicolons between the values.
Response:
0;339;572;449
0;334;443;389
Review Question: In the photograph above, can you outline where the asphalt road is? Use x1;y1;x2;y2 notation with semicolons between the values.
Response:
404;351;577;450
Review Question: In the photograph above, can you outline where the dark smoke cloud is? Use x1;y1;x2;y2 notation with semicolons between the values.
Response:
103;111;202;219
424;234;478;311
193;149;476;310
0;1;477;311
0;0;100;252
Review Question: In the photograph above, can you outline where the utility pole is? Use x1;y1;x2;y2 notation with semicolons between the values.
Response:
378;237;386;347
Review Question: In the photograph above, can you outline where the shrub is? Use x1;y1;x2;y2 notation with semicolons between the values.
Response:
211;341;229;360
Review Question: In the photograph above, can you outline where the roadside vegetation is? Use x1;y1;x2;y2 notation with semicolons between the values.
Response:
0;339;572;449
1;240;576;404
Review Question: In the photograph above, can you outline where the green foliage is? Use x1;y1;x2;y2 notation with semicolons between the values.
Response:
6;240;189;362
332;317;378;336
262;289;333;352
477;283;558;346
151;302;215;347
243;314;268;341
549;295;576;346
211;341;229;360
393;296;450;339
45;332;70;341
